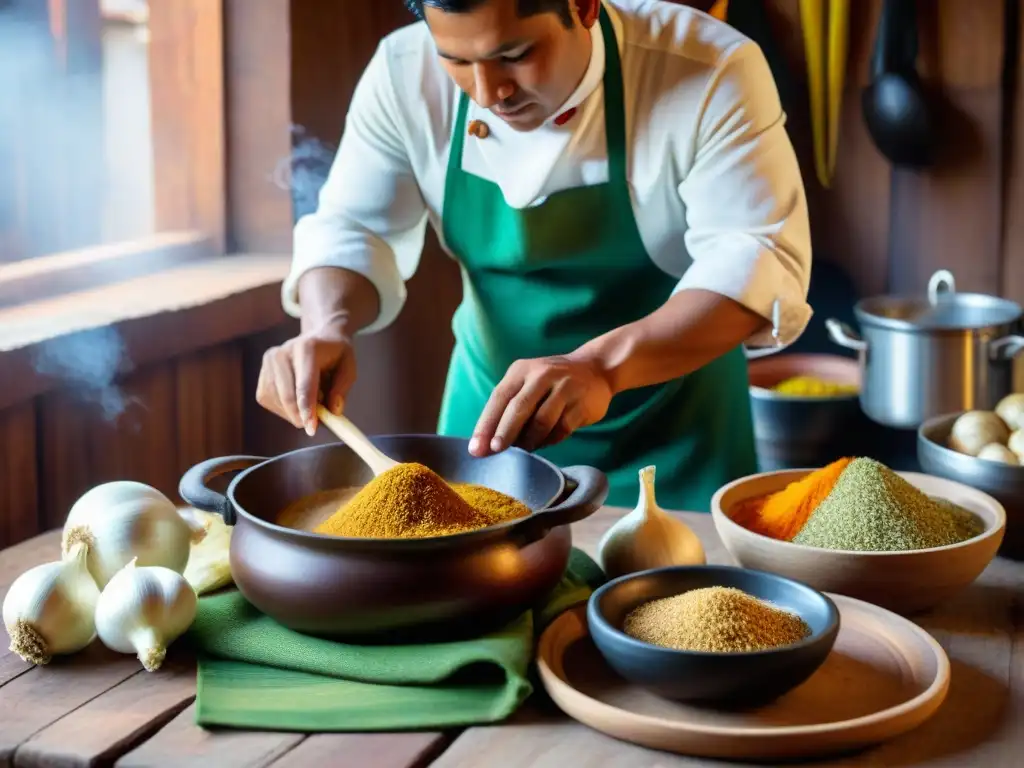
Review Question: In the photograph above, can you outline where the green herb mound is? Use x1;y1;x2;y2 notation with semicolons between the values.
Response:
793;458;986;552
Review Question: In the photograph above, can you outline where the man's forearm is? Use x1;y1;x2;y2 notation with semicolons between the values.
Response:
568;289;768;395
298;267;381;336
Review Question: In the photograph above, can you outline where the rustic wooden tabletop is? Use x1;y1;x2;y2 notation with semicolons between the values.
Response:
1;508;1022;767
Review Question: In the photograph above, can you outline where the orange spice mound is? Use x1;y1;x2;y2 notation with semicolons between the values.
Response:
729;457;853;541
314;462;530;539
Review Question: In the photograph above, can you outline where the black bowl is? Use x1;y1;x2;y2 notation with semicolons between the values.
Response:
587;565;840;707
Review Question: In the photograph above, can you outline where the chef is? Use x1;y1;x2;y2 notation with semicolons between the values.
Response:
257;0;812;511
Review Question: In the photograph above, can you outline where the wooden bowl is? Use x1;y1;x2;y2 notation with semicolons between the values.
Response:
587;566;839;707
710;469;1006;615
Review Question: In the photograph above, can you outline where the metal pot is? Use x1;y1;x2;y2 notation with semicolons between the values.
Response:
178;436;608;642
826;270;1024;429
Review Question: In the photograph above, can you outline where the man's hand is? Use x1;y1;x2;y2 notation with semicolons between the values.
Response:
469;356;614;456
255;325;357;436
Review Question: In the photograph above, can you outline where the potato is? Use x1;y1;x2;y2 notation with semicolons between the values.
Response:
948;411;1010;456
1008;429;1024;461
996;394;1024;431
977;443;1018;466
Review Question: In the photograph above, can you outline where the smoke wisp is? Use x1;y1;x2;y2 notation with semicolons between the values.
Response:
271;123;337;220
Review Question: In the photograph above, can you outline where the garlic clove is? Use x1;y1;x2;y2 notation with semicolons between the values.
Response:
61;481;203;588
2;542;101;665
94;558;198;672
182;510;233;595
597;466;707;579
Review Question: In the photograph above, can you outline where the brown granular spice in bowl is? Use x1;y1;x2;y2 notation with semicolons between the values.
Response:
623;586;811;653
314;462;530;539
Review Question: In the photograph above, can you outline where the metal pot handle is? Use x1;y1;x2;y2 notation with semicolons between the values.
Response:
825;319;868;352
179;455;267;526
928;269;956;304
511;465;609;544
990;336;1024;361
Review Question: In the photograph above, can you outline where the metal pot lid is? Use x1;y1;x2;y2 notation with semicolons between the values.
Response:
855;270;1022;332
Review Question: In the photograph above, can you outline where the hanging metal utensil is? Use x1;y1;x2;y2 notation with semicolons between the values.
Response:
861;0;934;168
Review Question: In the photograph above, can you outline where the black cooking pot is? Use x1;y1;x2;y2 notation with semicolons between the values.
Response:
179;435;608;642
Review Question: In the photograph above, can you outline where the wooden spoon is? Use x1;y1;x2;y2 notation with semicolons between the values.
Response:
315;405;399;476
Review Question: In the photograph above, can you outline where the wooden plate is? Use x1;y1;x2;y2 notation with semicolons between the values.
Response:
537;595;950;762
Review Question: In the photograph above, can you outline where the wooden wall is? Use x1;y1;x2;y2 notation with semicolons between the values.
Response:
763;0;1017;300
0;338;257;548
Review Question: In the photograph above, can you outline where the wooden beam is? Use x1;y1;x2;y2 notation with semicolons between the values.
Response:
0;403;38;548
0;255;290;411
0;231;215;309
1002;0;1024;303
223;0;294;253
148;0;227;252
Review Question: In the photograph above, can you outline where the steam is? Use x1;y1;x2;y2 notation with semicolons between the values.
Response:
271;124;336;218
32;327;138;423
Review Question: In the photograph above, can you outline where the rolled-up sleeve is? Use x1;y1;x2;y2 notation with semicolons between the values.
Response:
675;42;812;351
282;40;428;333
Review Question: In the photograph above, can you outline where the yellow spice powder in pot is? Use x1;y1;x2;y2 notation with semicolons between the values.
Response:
314;462;530;539
451;483;532;524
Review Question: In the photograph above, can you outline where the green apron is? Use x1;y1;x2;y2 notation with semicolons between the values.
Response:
437;5;757;511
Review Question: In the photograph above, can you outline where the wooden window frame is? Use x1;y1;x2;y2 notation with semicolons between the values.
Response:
0;0;296;405
0;0;294;307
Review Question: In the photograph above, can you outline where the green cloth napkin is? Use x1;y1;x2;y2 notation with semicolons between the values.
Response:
188;548;605;732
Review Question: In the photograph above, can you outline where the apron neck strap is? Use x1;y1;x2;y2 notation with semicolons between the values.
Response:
597;3;628;184
450;3;627;183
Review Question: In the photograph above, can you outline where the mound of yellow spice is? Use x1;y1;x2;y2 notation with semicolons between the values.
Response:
314;462;530;539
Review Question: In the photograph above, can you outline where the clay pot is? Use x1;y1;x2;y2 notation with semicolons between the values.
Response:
179;436;608;642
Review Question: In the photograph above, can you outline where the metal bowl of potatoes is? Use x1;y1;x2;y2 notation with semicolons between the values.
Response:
918;410;1024;558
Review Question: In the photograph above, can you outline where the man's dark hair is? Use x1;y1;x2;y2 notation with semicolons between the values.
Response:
405;0;575;28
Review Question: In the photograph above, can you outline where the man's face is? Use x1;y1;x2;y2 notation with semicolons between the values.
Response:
425;0;595;132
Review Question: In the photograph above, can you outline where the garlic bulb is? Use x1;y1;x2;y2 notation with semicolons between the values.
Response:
95;559;197;672
2;543;100;665
182;509;233;596
597;466;706;579
62;481;206;589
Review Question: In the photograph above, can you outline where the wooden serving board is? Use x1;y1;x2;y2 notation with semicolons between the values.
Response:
537;598;950;762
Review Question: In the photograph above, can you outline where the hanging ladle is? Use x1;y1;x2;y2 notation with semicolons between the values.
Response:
861;0;934;168
315;404;399;476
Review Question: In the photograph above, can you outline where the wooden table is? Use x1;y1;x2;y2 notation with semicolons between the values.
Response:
1;508;1022;767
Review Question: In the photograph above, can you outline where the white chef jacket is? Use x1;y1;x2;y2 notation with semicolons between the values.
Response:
282;0;813;352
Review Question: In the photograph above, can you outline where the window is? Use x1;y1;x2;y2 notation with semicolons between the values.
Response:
0;0;225;304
